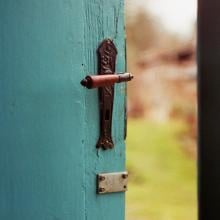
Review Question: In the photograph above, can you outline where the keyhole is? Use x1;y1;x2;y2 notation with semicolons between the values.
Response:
105;110;110;121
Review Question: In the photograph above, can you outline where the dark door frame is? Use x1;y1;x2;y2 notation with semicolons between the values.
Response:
198;0;220;219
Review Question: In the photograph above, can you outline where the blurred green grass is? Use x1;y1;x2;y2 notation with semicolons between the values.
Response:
126;119;197;220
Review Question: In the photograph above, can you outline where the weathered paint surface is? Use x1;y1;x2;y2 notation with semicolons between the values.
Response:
83;0;126;218
0;0;125;220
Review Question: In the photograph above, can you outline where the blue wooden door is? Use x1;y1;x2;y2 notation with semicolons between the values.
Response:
0;1;126;219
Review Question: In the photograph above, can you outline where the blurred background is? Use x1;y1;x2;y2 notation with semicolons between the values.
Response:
125;0;198;219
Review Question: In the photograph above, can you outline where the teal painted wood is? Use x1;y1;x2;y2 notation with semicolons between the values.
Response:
83;1;126;220
0;0;125;219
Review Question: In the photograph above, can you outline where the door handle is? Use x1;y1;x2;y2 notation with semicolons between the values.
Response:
80;39;133;150
81;72;133;89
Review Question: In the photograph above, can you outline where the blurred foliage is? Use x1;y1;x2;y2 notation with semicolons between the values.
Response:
125;2;197;219
126;120;197;220
126;7;186;71
126;9;160;51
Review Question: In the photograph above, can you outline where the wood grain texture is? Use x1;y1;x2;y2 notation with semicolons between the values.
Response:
0;1;86;219
0;0;125;219
83;0;126;220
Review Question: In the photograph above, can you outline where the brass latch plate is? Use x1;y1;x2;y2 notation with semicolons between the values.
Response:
97;171;128;194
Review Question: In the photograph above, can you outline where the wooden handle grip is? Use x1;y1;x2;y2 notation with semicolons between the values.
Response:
81;73;133;89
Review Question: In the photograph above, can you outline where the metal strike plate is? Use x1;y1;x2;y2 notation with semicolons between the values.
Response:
97;171;128;194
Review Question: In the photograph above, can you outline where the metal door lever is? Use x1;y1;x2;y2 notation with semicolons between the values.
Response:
80;39;133;150
81;72;133;89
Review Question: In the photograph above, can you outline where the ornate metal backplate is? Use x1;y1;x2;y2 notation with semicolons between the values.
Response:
96;39;117;150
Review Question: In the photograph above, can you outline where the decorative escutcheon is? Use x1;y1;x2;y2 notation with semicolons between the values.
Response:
81;39;133;150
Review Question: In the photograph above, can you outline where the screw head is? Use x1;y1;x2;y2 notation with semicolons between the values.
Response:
99;188;105;193
122;173;128;179
99;176;105;181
